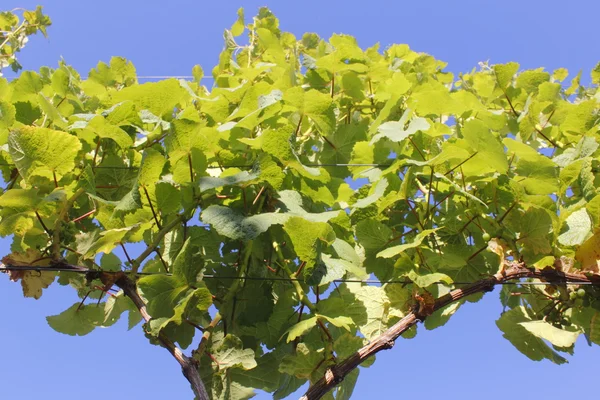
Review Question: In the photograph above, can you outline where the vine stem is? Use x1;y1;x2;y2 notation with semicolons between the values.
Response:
51;188;85;260
113;273;208;400
497;80;559;149
0;19;26;51
195;312;223;360
91;139;101;169
497;201;517;224
211;191;266;340
35;211;51;236
223;240;254;305
131;214;185;273
187;153;195;184
120;243;133;265
142;185;162;229
300;262;600;400
275;245;334;347
280;261;316;312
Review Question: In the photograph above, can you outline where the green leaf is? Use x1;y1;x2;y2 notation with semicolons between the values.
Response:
87;116;133;148
504;138;558;194
138;237;212;322
306;258;343;286
80;226;137;258
351;178;388;209
234;351;282;393
516;69;549;92
230;8;245;36
207;371;256;400
283;217;336;269
517;207;553;254
407;270;453;288
252;289;298;349
103;291;142;329
285;316;317;342
561;100;597;136
89;56;137;87
320;125;368;174
198;170;259;192
496;306;567;364
240;125;294;163
155;182;181;215
212;334;257;370
201;205;288;240
0;188;40;212
321;253;367;280
377;229;438;259
284;88;336;135
328;284;390;340
553;68;569;82
589;312;600;345
355;219;392;251
100;253;122;271
110;79;188;119
587;195;600;228
424;299;463;330
115;185;142;214
277;190;340;222
78;165;96;195
47;303;104;336
335;369;359;400
494;62;519;88
10;71;43;102
172;238;203;285
139;148;166;187
319;314;353;331
370;110;430;144
279;343;322;379
409;82;458;116
519;321;580;348
558;208;592;246
192;65;204;83
553;136;598;167
8;126;81;181
137;274;187;318
460;119;508;175
0;100;16;131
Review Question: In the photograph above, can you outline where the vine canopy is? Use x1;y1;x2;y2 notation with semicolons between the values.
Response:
1;6;600;400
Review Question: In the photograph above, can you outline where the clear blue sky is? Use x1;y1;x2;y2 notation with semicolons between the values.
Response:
2;1;600;399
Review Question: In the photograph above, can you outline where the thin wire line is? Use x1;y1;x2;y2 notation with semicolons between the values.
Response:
92;165;140;170
0;265;596;286
137;76;194;79
4;75;214;81
0;163;393;169
204;163;392;168
137;76;214;80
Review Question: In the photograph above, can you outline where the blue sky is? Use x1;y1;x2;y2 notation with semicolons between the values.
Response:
2;1;600;399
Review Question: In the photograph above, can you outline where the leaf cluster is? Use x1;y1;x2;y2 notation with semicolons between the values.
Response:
1;6;600;399
0;6;51;75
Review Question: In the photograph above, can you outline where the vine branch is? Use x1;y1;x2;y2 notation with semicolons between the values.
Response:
300;262;600;400
112;273;209;400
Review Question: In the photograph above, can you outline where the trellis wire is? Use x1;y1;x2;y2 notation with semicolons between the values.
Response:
0;265;596;286
0;163;394;169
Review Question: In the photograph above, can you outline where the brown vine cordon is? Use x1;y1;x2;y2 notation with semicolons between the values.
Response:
300;262;600;400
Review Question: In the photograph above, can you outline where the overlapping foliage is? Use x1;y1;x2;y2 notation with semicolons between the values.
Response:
1;6;600;399
0;6;51;75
